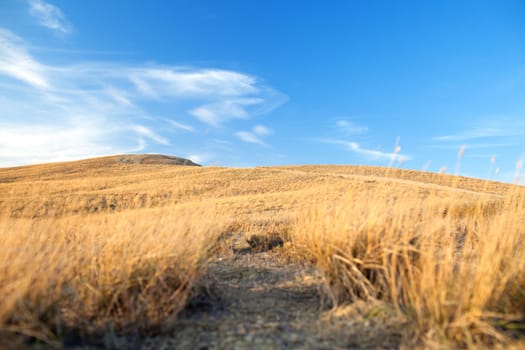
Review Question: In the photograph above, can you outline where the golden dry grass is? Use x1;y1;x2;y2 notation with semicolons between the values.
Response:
0;207;226;347
0;155;524;348
290;170;525;349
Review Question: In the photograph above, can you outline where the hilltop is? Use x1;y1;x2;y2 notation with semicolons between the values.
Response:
0;154;199;182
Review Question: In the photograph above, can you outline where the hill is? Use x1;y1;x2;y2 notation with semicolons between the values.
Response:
0;155;517;219
0;154;199;182
0;155;524;349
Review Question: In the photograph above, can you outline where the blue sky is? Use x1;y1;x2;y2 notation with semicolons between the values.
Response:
1;1;525;183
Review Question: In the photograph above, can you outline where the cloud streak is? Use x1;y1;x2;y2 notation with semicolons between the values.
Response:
320;138;411;162
166;119;195;132
433;122;525;142
189;98;264;126
186;153;209;164
429;142;512;150
0;28;285;166
336;120;368;134
433;128;510;141
0;29;49;89
0;121;120;167
235;125;273;146
28;0;72;34
131;125;170;146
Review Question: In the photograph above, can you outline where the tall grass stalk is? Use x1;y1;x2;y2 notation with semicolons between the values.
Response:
0;207;224;346
291;183;525;348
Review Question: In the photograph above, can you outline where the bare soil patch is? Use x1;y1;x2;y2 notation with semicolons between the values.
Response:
137;232;403;350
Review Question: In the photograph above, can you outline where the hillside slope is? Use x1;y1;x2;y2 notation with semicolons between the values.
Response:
0;155;524;349
0;154;199;182
0;155;518;220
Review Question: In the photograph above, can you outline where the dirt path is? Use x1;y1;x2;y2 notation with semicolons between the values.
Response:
269;168;503;199
139;233;402;350
159;254;327;349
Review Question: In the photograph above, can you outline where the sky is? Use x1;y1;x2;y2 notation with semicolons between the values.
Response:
1;1;525;183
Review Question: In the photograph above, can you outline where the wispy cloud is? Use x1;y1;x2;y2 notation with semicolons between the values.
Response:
166;119;195;132
137;68;259;97
320;138;411;162
186;153;209;164
130;69;286;127
433;123;525;142
235;125;273;146
0;28;285;166
336;120;368;134
28;0;72;34
0;120;124;167
429;142;513;150
189;98;263;126
131;125;170;146
0;29;49;89
253;125;272;136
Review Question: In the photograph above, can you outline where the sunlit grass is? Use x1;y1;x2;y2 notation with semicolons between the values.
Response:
290;181;525;348
0;155;524;348
0;207;225;347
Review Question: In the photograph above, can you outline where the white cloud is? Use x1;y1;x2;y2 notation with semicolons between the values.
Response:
433;128;508;141
336;120;368;134
433;121;525;142
0;28;285;166
235;125;273;146
128;70;285;128
186;153;209;164
344;141;408;161
235;131;265;145
28;0;72;34
0;29;49;89
189;98;264;126
253;125;272;136
0;120;135;167
104;86;134;107
320;138;411;162
189;106;220;126
131;125;170;146
429;142;512;150
140;68;259;97
167;119;194;132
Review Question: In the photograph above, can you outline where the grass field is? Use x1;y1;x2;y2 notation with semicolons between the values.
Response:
0;154;524;349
